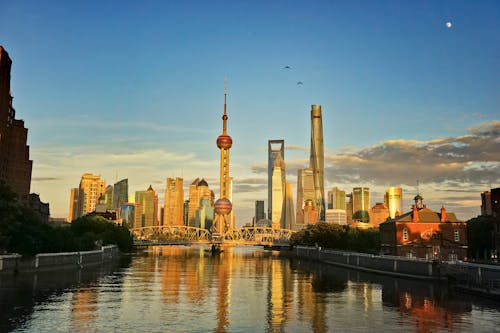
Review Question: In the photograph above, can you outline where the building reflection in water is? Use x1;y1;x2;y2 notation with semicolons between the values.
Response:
71;287;99;333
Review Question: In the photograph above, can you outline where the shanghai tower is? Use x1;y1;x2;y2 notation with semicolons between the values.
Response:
310;105;325;221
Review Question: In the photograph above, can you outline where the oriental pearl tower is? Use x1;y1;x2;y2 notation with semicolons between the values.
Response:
212;81;233;237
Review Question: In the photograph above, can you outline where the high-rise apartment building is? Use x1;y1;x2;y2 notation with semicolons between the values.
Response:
78;173;106;216
135;185;158;228
352;187;370;222
325;209;347;225
384;187;403;218
327;187;346;210
188;178;214;228
296;168;316;226
104;185;113;210
113;178;128;210
120;203;135;228
164;177;184;226
0;46;32;202
268;140;285;220
309;105;325;221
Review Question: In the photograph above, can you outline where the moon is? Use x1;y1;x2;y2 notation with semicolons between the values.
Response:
446;21;452;28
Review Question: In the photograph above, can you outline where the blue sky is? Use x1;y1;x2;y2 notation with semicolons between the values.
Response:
1;0;499;222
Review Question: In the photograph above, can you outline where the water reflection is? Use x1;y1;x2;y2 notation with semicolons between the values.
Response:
2;247;499;332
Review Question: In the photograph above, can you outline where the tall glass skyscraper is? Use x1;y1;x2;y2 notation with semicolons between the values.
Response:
113;178;128;210
310;105;325;221
384;187;402;219
268;139;285;220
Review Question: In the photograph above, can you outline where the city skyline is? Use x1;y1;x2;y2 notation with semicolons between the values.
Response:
0;1;498;222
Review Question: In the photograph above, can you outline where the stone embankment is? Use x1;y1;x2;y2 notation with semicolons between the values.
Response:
0;245;119;274
282;246;500;296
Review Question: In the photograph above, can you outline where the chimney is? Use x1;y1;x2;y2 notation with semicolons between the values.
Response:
412;205;419;222
440;206;447;222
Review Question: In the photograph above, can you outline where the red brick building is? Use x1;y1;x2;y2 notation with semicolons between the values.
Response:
0;46;32;202
380;195;467;261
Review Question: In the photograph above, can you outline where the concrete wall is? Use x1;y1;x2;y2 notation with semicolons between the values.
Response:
0;245;119;273
290;246;442;279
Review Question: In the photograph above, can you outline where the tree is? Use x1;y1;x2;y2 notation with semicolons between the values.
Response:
467;215;495;261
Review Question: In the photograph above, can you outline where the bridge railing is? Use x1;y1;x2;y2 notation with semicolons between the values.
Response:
130;226;295;245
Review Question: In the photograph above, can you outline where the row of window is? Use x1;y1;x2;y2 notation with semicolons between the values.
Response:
403;228;461;242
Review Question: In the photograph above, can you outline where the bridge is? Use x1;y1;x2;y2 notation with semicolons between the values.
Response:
130;225;295;247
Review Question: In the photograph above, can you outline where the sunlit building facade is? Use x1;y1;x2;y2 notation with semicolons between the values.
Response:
120;203;135;228
188;178;214;228
68;188;82;222
352;187;370;223
271;152;285;228
281;182;295;229
135;185;159;228
328;187;346;210
309;105;325;221
78;173;106;217
268;140;285;220
369;202;390;227
113;178;128;210
385;187;403;219
164;177;184;226
325;209;347;225
296;168;316;227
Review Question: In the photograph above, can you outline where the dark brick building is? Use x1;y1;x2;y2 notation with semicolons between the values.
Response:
380;196;467;261
0;46;32;202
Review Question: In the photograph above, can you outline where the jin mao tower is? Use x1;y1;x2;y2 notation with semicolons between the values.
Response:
310;105;325;221
213;82;233;235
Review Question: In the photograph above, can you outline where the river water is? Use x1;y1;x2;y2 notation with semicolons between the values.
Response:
1;245;499;332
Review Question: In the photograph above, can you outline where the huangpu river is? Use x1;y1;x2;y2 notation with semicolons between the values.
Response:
1;246;500;332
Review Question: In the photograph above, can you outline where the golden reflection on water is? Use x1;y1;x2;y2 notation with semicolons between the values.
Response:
64;246;477;333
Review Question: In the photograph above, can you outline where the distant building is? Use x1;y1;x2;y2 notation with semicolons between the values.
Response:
268;140;285;220
384;187;403;219
135;185;159;227
303;199;318;225
29;193;50;224
327;187;346;210
78;173;106;217
271;152;285;228
164;177;184;226
187;178;214;229
113;179;128;210
255;200;265;223
369;202;389;227
104;185;113;210
380;195;467;261
281;182;295;229
325;209;347;225
346;193;353;224
309;105;325;221
352;187;370;223
120;203;135;228
68;188;82;222
0;46;32;202
296;168;316;227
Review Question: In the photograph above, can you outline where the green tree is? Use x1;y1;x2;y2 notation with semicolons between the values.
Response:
467;215;495;261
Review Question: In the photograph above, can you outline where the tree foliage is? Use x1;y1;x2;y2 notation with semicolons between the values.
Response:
290;222;380;254
0;180;133;255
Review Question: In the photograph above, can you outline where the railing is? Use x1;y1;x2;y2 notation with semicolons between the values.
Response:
130;226;295;246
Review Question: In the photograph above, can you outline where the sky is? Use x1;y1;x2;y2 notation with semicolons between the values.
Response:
1;0;499;223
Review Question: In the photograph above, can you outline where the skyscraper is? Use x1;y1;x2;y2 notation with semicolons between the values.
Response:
68;188;82;222
164;177;184;226
271;152;285;228
188;178;214;227
281;182;295;229
0;46;32;202
135;185;158;227
104;185;113;209
384;187;403;218
268;140;285;220
327;187;346;210
309;105;325;221
352;187;370;222
213;82;233;235
113;178;128;210
255;200;265;223
78;173;106;216
295;168;316;226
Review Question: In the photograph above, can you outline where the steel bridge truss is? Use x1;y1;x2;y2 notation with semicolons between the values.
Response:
130;226;295;246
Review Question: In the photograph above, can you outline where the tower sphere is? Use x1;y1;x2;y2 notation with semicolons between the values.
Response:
214;197;232;215
217;134;233;149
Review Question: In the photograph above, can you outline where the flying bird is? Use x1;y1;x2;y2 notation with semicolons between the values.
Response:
297;81;303;85
284;65;291;69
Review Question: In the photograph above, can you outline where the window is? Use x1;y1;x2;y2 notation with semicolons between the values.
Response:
403;228;409;241
454;229;460;242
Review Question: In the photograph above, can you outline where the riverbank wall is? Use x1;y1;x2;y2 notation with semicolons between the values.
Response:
283;246;445;280
0;245;120;274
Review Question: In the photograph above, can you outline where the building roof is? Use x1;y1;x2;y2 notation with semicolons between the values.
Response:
383;206;461;224
198;178;209;187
